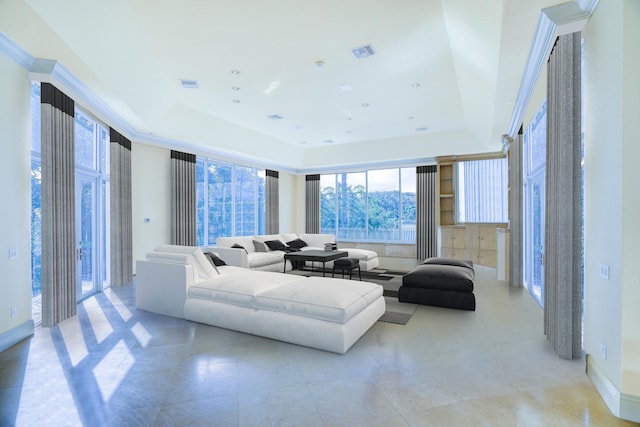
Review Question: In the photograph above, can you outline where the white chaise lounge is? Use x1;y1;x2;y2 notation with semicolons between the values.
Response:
136;245;386;354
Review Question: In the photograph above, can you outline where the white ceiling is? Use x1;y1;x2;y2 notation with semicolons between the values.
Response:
6;0;560;170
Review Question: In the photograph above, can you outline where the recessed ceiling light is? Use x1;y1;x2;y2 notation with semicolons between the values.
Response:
346;117;352;121
232;99;240;103
268;114;284;120
231;69;240;75
408;116;415;120
315;60;325;69
416;127;428;132
351;44;376;59
323;139;335;144
361;103;370;108
232;86;240;91
179;79;199;89
411;82;421;88
339;83;353;92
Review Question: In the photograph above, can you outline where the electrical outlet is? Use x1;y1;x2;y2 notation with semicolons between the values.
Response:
599;264;610;280
11;307;16;318
9;248;17;259
600;343;607;360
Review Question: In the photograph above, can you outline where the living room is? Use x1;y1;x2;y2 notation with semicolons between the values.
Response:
1;0;640;425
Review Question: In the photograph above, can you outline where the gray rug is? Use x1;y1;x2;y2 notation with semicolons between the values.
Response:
378;297;417;325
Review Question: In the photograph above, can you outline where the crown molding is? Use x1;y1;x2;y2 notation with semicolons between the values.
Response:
0;32;34;69
506;0;598;138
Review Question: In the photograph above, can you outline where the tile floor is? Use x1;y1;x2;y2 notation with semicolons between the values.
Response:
1;266;637;426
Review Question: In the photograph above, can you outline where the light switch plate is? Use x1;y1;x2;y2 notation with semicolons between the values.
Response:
599;264;610;279
9;248;17;259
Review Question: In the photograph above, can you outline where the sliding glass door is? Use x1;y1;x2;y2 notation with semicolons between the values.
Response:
76;173;98;300
523;100;547;307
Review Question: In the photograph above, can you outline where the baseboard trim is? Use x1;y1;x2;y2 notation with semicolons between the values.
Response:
587;354;640;423
0;320;34;353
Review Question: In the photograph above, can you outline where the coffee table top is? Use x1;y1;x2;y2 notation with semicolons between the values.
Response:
284;250;348;262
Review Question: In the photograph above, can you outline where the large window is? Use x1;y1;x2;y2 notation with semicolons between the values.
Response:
320;168;416;242
456;158;508;223
196;158;265;245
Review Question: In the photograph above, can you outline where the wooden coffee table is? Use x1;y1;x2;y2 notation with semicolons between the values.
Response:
283;250;348;276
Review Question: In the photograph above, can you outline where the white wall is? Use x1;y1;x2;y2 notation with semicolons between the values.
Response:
0;53;32;337
619;0;640;398
583;0;640;419
131;143;171;273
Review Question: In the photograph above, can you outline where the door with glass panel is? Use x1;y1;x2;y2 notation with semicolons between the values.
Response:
76;173;98;300
527;171;545;306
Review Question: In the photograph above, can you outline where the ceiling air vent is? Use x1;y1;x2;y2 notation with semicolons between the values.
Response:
351;44;376;59
180;79;199;89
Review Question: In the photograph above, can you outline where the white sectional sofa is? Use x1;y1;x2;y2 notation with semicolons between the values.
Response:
136;245;386;354
210;233;379;272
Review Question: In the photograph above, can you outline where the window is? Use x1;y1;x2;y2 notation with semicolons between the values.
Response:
456;158;508;223
196;158;265;245
320;168;416;242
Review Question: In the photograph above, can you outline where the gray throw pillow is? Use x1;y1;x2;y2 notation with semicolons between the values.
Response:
253;240;268;252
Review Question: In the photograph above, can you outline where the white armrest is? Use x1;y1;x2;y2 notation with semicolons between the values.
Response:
135;260;194;318
203;246;249;268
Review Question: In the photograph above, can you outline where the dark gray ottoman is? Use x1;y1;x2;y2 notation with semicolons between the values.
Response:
332;258;361;280
398;258;476;311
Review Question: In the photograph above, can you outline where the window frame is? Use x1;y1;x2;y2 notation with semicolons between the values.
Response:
320;167;416;243
196;157;266;246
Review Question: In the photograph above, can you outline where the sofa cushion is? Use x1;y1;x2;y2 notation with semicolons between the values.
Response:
204;252;226;267
253;234;284;243
286;238;307;249
232;243;248;253
216;236;256;253
154;245;218;280
299;233;335;248
265;240;287;251
345;248;377;261
280;233;298;243
248;252;284;268
255;277;382;324
253;240;268;252
188;270;300;308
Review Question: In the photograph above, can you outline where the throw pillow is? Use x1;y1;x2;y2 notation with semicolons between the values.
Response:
231;243;248;254
203;252;226;272
286;238;308;249
264;240;286;251
253;240;268;252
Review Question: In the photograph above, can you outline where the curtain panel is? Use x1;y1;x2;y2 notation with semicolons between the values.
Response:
266;169;279;234
508;129;524;288
305;174;320;233
544;32;582;360
170;150;196;246
40;83;76;327
110;128;132;286
416;165;437;259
